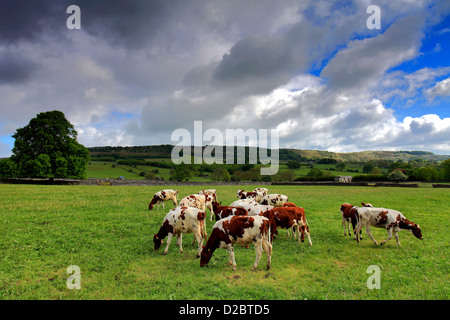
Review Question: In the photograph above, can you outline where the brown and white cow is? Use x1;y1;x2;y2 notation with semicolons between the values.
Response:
153;207;206;257
340;202;373;239
236;202;274;216
236;190;263;202
200;215;272;271
211;201;248;221
354;207;423;247
148;189;178;210
198;189;218;202
229;199;258;207
260;207;312;246
283;202;298;207
180;194;214;212
253;188;269;197
260;194;289;207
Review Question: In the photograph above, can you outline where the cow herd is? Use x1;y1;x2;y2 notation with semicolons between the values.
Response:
149;188;423;271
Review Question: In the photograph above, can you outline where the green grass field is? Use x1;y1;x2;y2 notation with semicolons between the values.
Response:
0;184;448;300
86;161;367;182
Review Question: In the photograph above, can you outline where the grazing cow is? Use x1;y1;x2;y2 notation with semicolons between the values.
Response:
229;199;258;207
340;202;373;239
200;215;273;271
260;194;289;207
180;194;215;222
236;190;263;202
235;202;274;216
283;202;298;207
153;207;206;257
253;188;269;197
354;207;423;247
148;189;178;210
211;201;248;221
198;189;218;202
261;207;312;246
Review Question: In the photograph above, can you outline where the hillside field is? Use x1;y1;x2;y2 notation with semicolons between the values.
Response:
86;160;366;181
0;184;448;300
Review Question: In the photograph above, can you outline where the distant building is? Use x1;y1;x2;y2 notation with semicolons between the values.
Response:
335;176;352;183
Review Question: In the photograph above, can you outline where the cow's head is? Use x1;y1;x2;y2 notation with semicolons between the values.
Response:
236;190;243;198
148;195;158;210
200;246;213;267
400;218;423;240
212;201;220;210
411;223;423;240
153;234;164;250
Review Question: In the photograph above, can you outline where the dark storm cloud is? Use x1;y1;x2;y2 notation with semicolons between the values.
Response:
213;36;293;84
0;0;185;49
0;50;38;84
0;1;61;43
76;0;185;49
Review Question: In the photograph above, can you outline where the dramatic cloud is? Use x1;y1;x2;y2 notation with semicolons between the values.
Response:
0;0;449;157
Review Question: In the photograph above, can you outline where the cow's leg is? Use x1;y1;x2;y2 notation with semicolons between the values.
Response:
342;217;348;236
251;239;261;271
354;222;363;243
350;218;357;237
365;226;379;245
380;228;394;246
293;225;299;241
163;233;173;254
252;239;263;271
346;218;353;236
226;244;237;270
193;229;203;258
262;238;272;270
304;225;312;246
176;233;183;253
394;231;402;247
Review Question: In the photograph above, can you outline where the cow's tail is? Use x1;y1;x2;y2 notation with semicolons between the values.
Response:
268;218;276;244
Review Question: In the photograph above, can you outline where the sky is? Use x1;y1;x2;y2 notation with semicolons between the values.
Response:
0;0;450;158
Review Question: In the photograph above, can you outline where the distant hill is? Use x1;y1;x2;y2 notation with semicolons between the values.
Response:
88;145;449;163
286;149;449;163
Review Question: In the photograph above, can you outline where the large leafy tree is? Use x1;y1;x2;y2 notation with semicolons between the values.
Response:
10;110;89;179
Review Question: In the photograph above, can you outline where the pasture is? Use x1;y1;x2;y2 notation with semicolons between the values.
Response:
0;184;448;300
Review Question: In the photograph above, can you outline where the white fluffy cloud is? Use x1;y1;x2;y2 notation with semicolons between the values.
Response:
426;77;450;99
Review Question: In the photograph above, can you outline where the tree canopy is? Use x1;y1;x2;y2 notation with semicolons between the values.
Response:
8;110;89;179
